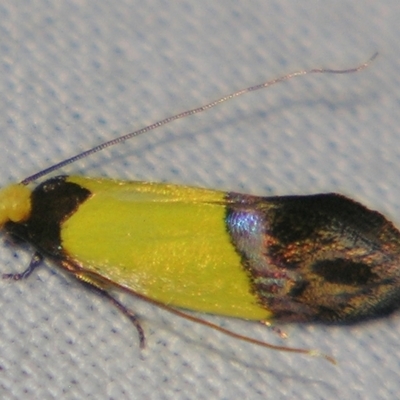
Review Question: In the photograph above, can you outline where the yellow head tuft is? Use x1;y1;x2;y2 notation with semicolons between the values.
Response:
0;184;32;227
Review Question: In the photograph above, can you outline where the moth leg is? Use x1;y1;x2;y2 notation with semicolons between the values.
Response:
2;252;44;280
81;282;146;349
261;320;288;339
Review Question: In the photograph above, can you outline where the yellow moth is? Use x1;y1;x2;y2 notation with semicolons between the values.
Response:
1;54;379;364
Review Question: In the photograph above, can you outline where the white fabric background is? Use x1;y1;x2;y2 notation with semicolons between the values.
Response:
0;1;398;399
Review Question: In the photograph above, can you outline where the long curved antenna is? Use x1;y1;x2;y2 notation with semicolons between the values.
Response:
21;52;377;185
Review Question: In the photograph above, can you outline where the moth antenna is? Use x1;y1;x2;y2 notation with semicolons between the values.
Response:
22;52;377;185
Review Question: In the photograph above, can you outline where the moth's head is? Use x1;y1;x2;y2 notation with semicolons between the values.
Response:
0;184;31;227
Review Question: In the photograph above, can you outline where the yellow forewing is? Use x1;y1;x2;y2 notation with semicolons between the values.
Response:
61;176;271;320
